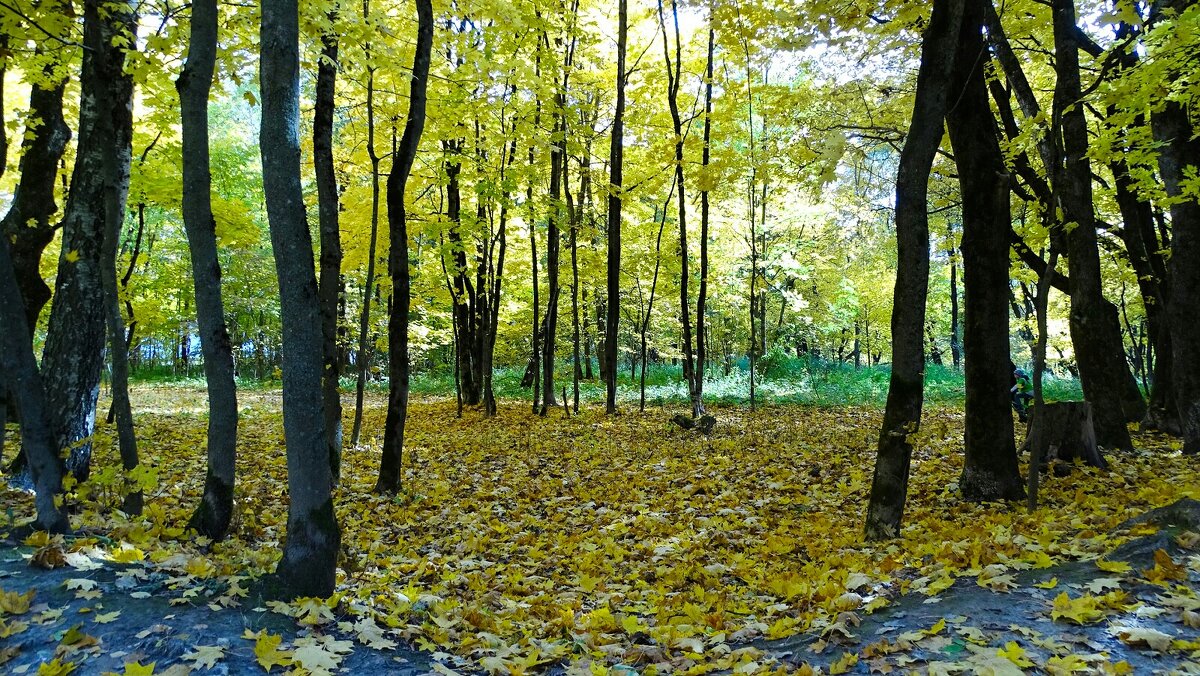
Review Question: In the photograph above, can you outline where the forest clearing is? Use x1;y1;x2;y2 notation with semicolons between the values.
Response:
1;388;1199;674
2;0;1200;671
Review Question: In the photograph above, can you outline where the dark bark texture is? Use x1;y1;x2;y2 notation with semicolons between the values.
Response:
178;0;239;539
315;22;344;482
41;0;138;482
605;0;627;415
945;0;1024;502
260;0;340;598
1053;0;1135;449
0;235;70;533
865;0;963;541
377;0;433;492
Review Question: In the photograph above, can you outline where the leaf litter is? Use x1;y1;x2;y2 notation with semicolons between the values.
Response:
0;390;1197;674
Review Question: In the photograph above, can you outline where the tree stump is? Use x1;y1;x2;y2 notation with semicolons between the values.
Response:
672;414;716;434
1021;401;1107;473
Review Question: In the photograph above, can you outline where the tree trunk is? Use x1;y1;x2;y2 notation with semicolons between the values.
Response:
41;0;137;483
695;26;714;415
260;0;340;598
315;16;343;483
949;245;961;369
864;0;963;541
605;0;627;415
1151;1;1200;454
0;72;70;338
0;235;70;533
658;0;699;418
1053;0;1135;449
351;25;381;446
377;0;433;491
100;52;140;515
946;0;1024;502
178;0;239;539
1027;250;1057;511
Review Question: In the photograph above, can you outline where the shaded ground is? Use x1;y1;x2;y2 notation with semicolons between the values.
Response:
763;499;1200;674
0;544;433;674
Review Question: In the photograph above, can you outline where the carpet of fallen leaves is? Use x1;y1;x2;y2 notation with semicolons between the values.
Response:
2;389;1199;674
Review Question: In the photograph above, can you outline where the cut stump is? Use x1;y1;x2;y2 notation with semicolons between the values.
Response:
1021;401;1107;473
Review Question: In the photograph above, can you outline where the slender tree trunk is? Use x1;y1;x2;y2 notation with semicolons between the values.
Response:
695;26;714;416
568;156;582;414
177;0;238;538
1053;0;1133;450
864;0;963;541
658;0;698;418
949;246;962;369
946;0;1024;502
315;15;343;483
377;0;433;492
0;236;69;533
260;0;340;597
1028;250;1059;510
100;67;140;516
605;0;627;415
351;24;381;445
41;0;137;483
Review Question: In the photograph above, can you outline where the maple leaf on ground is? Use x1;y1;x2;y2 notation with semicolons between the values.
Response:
251;631;292;672
292;643;341;675
1111;625;1174;651
93;610;121;624
182;645;226;669
1050;592;1107;625
102;661;156;676
0;588;35;615
1095;559;1132;574
37;658;77;676
996;641;1034;668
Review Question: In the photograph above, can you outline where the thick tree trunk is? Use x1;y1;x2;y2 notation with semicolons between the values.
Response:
1150;4;1200;454
260;0;340;598
605;0;626;415
0;235;70;533
41;0;138;483
864;0;963;541
178;0;239;539
377;0;433;492
946;0;1024;502
0;74;70;337
1053;0;1135;449
315;19;344;483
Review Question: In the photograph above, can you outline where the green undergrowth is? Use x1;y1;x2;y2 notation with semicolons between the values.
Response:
127;354;1085;409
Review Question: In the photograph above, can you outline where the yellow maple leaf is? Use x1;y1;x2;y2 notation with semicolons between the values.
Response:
93;610;121;624
0;589;35;615
64;250;80;263
37;658;76;676
828;651;858;675
1034;577;1058;589
1095;559;1132;573
1045;653;1088;675
182;645;225;669
254;631;293;672
1051;592;1107;624
997;641;1034;668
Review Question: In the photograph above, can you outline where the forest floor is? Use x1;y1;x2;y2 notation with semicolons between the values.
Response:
0;384;1197;674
